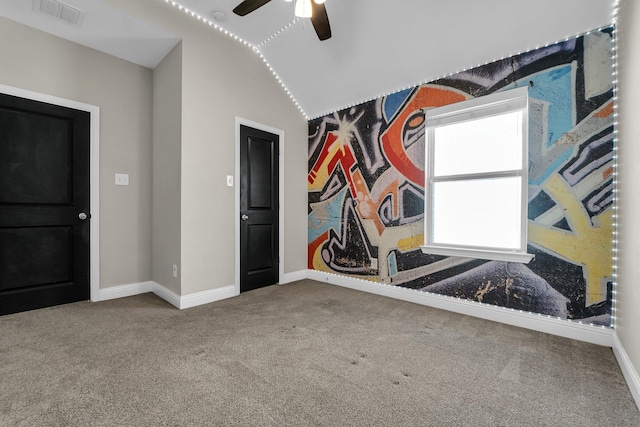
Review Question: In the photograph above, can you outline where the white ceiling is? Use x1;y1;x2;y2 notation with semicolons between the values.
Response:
1;0;617;118
0;0;180;68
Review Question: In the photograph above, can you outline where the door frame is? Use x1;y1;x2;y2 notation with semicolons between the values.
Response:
234;117;285;295
0;84;100;302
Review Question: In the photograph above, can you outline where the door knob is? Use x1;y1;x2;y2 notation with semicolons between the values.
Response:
241;214;249;221
78;212;88;220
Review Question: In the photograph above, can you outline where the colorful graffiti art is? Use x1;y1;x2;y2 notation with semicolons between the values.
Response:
308;29;615;325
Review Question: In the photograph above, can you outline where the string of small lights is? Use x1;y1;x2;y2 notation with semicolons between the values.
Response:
163;0;308;118
257;18;300;49
610;0;620;331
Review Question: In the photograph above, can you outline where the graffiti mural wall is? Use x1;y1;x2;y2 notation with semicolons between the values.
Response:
308;28;615;325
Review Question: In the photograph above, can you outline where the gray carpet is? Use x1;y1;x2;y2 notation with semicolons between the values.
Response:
1;279;638;426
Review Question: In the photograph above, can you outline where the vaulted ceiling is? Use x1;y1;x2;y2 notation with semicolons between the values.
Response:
1;0;617;118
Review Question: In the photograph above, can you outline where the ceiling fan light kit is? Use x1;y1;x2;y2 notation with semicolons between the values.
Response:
233;0;332;40
295;0;312;18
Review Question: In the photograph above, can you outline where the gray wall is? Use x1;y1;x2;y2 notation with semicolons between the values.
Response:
0;17;153;288
107;0;308;295
616;0;640;399
152;42;182;293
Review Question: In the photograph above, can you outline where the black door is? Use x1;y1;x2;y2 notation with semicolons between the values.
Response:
239;125;279;292
0;93;90;315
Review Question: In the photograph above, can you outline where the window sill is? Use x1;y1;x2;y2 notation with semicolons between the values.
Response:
420;245;534;264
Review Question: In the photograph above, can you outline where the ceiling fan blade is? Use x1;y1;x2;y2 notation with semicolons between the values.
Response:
233;0;272;16
310;2;332;41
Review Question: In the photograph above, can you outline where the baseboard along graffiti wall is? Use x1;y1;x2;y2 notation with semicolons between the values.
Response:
308;28;615;326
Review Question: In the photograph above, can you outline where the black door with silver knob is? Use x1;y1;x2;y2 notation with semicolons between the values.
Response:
239;125;279;293
0;93;90;315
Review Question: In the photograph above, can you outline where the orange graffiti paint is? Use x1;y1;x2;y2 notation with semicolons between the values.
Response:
381;86;467;185
594;101;614;118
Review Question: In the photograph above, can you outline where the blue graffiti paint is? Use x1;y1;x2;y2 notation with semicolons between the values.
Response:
388;251;398;276
383;88;413;123
513;64;576;185
308;188;348;243
534;67;574;150
517;64;574;148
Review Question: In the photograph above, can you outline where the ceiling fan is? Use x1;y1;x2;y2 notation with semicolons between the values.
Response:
232;0;332;41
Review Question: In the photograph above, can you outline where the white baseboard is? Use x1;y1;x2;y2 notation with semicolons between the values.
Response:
281;270;308;284
151;282;182;308
613;332;640;410
97;281;236;310
178;285;237;310
98;281;154;301
306;269;614;347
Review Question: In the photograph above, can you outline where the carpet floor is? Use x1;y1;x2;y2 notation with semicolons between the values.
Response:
1;279;638;426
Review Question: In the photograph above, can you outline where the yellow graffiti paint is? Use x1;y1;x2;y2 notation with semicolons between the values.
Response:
311;242;329;272
397;234;425;252
528;174;612;306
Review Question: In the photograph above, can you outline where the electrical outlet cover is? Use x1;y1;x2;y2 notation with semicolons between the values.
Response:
115;173;129;186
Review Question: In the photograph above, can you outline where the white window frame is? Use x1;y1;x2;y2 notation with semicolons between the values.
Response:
421;86;533;263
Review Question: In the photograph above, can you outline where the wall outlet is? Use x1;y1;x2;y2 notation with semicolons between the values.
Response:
172;264;178;278
226;175;233;187
370;258;378;270
115;173;129;186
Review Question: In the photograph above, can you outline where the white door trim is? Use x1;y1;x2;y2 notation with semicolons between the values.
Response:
0;84;100;302
234;117;285;295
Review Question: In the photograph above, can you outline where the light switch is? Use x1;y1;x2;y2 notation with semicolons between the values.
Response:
115;173;129;186
226;175;233;187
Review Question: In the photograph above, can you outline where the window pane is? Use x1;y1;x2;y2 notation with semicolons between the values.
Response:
433;111;522;177
432;177;522;249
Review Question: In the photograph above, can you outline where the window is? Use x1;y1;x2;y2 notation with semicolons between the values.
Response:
421;86;533;263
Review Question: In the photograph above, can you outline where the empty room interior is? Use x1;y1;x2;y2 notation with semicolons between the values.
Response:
1;0;640;424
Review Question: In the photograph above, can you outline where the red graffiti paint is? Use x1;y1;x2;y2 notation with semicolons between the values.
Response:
308;131;359;200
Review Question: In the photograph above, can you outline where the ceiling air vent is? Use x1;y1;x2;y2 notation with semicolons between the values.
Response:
34;0;85;27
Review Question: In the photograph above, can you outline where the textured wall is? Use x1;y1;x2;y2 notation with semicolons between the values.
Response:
308;29;614;324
